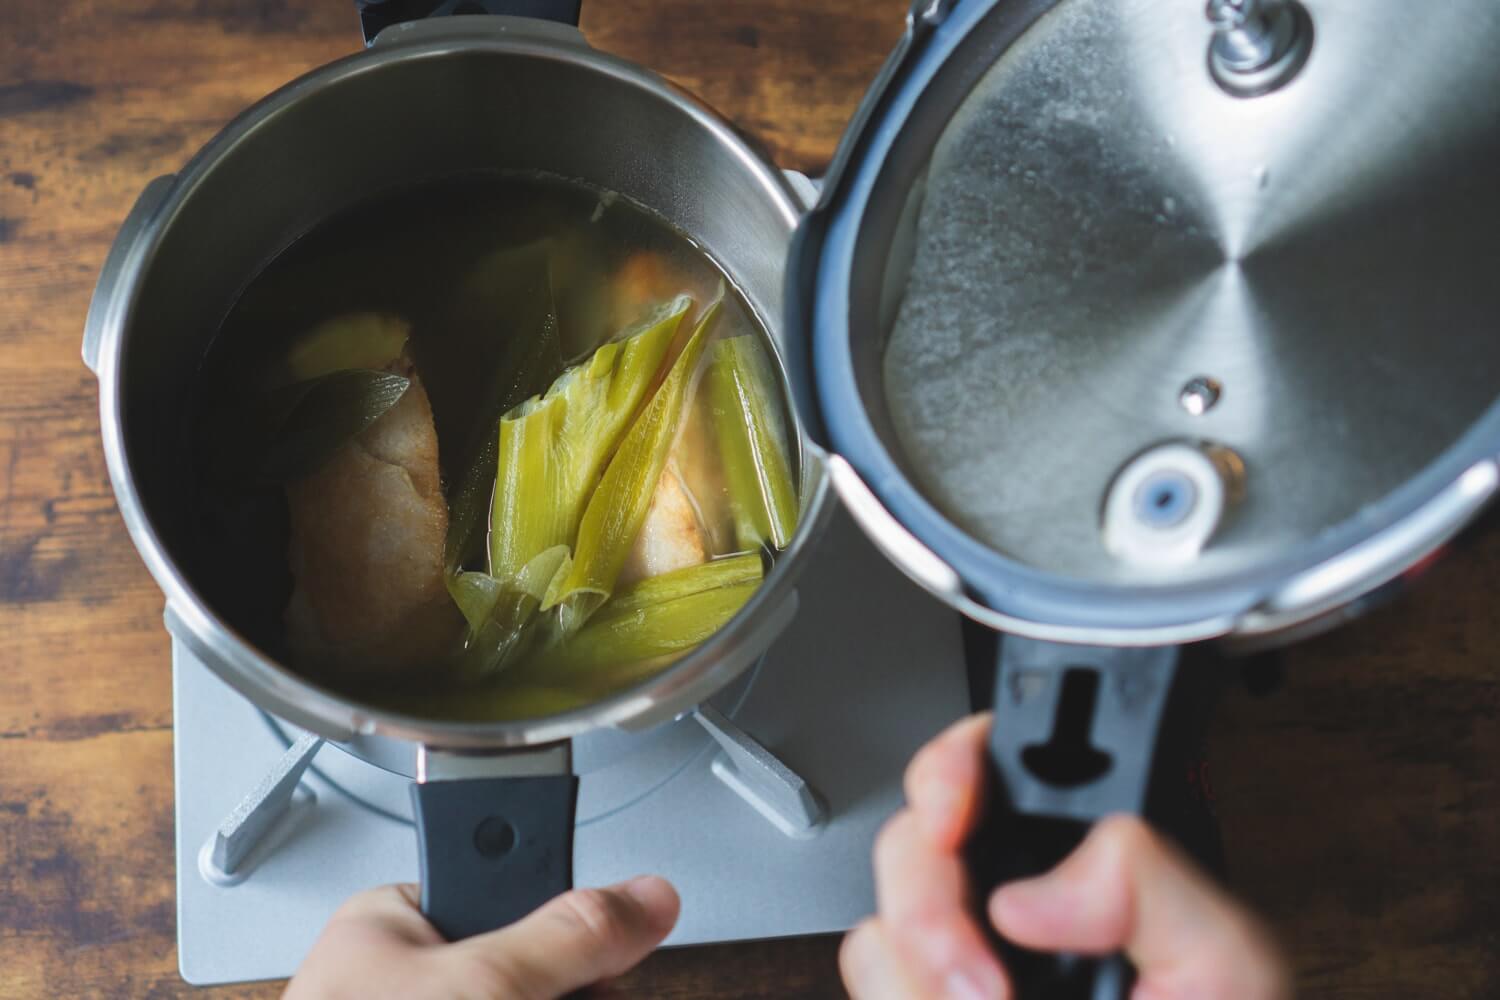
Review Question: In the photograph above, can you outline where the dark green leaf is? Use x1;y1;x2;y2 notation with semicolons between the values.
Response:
259;369;410;480
443;243;566;575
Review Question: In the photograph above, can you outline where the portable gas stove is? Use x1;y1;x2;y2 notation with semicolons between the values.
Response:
172;510;971;985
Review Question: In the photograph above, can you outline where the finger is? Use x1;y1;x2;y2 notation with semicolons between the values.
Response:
903;712;993;849
903;714;993;851
989;816;1291;1000
874;810;1009;999
839;918;932;1000
455;875;680;997
325;883;445;947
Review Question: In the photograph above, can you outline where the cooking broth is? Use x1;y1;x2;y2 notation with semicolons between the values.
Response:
191;171;797;720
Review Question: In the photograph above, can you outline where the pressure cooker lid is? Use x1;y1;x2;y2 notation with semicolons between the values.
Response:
805;0;1500;627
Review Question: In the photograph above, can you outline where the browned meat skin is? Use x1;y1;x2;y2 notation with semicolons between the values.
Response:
618;463;710;586
670;389;733;553
284;356;462;678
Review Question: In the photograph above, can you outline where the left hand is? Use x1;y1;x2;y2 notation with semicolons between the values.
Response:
283;876;680;999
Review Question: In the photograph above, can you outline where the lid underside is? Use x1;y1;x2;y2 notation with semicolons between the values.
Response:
877;0;1500;585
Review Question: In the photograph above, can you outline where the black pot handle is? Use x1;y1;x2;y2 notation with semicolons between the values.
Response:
966;636;1215;1000
410;773;579;939
357;0;583;46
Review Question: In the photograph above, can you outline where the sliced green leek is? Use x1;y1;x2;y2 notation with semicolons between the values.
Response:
543;228;613;358
555;579;757;673
706;336;799;550
546;298;721;631
451;545;571;677
597;551;761;620
518;565;759;678
449;570;506;635
444;265;567;578
370;680;591;723
283;313;409;383
488;296;691;581
453;243;566;460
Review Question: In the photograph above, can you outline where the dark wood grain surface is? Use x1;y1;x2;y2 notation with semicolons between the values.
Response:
1;1;1496;997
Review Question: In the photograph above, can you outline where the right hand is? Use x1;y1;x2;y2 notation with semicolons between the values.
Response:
840;713;1292;1000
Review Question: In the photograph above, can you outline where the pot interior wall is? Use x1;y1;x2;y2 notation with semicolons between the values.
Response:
119;42;797;609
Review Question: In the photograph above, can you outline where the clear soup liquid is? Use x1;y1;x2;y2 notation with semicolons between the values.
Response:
191;171;795;720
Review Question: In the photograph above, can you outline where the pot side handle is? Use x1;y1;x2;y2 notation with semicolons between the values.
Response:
411;746;579;940
83;174;176;377
966;637;1221;1000
356;0;582;46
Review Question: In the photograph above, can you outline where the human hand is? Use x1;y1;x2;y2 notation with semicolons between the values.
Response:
284;875;679;999
841;713;1292;1000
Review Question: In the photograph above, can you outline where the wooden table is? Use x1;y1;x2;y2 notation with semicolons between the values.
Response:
1;1;1496;997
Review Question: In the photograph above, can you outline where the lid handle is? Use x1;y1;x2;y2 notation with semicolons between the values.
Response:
356;0;582;47
966;638;1224;999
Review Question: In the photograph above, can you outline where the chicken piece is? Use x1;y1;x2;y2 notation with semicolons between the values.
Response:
667;391;733;553
612;253;672;330
284;355;462;678
611;251;715;333
618;463;709;586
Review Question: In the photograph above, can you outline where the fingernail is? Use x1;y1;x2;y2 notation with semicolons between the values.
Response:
913;925;1004;1000
839;922;886;997
991;878;1043;918
619;875;677;917
992;877;1033;905
946;967;1001;1000
991;875;1072;938
917;781;963;837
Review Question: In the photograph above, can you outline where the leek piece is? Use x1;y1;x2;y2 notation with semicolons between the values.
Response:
559;578;757;673
443;269;564;575
547;298;721;631
451;545;571;677
706;336;799;550
260;369;410;480
599;551;761;620
283;313;410;382
520;572;759;677
449;571;507;636
488;296;692;581
368;680;589;723
385;556;761;719
545;228;614;358
430;241;562;482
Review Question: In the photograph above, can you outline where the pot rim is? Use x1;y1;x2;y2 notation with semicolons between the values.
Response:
92;17;828;750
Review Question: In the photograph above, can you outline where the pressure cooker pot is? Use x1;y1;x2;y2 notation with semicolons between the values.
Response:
84;1;834;941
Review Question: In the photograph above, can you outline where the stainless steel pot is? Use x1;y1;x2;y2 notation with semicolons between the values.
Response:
789;0;1500;995
83;8;833;939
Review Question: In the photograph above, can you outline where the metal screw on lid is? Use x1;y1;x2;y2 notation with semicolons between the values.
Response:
1205;0;1314;98
1178;376;1223;416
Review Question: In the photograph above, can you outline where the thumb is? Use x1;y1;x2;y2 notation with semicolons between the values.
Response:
454;875;680;998
989;816;1290;1000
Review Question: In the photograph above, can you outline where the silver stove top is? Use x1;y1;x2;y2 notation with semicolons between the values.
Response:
173;510;971;986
